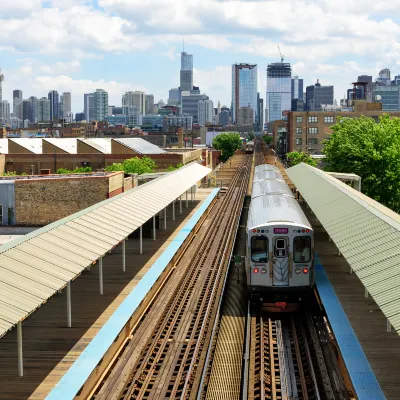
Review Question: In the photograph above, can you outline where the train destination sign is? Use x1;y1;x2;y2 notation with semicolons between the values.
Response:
274;228;288;234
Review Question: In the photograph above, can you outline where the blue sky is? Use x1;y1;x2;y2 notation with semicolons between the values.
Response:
1;0;400;113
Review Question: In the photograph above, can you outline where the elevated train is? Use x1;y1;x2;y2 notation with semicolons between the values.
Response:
245;140;254;154
246;164;314;310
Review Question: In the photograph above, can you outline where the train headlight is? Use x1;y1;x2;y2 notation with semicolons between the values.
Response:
295;268;301;274
253;267;260;274
261;268;267;274
303;268;309;274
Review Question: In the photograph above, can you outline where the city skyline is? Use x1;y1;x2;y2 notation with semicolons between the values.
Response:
1;1;399;114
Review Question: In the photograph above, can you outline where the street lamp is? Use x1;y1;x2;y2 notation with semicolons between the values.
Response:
30;165;34;175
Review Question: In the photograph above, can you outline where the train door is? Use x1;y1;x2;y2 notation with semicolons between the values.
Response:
272;237;289;286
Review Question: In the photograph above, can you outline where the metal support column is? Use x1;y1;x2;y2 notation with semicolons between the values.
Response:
180;195;183;215
99;257;103;295
191;186;193;202
122;239;126;272
193;186;196;201
387;319;392;332
140;225;143;254
186;191;188;208
67;281;71;327
153;215;156;240
164;207;167;230
17;321;23;377
173;201;175;221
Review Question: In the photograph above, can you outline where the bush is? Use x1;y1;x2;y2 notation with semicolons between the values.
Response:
286;151;317;167
105;156;157;175
57;166;93;174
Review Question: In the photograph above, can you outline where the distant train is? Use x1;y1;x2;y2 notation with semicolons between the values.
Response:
246;164;315;310
245;141;254;154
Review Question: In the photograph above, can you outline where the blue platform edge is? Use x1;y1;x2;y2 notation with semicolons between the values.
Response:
46;188;220;400
315;254;386;400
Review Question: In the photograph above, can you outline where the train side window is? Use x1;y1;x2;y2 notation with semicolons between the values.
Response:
293;237;311;263
251;236;268;263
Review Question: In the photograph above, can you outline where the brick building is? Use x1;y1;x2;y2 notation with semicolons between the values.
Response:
286;100;400;154
0;172;125;226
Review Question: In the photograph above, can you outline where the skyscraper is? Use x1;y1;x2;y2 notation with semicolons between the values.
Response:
145;94;155;115
62;92;72;120
232;63;258;124
266;62;291;122
198;99;214;126
94;89;108;121
291;76;304;101
181;92;209;124
180;51;193;91
48;90;59;121
13;90;23;120
0;69;3;121
257;93;264;131
1;100;10;124
133;91;146;115
22;99;32;123
306;80;334;111
84;93;94;122
28;96;38;123
38;97;51;122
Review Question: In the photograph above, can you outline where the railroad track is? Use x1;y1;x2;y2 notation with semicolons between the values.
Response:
92;154;251;400
248;310;349;400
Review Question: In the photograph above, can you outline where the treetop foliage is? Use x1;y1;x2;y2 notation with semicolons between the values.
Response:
105;156;156;175
286;151;317;167
57;166;93;174
323;114;400;212
212;132;242;162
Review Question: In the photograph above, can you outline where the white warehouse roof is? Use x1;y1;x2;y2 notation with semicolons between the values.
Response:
114;138;167;154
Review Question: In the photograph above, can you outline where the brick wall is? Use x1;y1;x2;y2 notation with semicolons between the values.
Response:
14;175;120;226
105;153;184;170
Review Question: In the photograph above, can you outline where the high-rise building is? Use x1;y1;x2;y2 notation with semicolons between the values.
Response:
75;112;85;122
133;91;146;115
291;76;303;101
145;94;155;115
306;80;334;111
372;86;400;111
1;100;10;124
62;92;71;118
93;89;108;121
198;99;214;126
232;63;258;124
22;99;32;123
219;110;229;126
257;93;264;131
180;51;193;91
238;106;254;125
266;62;291;122
84;93;94;122
13;90;23;120
168;88;181;105
122;91;134;115
48;90;59;121
0;69;3;121
28;96;38;123
38;97;51;122
181;92;209;124
376;69;391;86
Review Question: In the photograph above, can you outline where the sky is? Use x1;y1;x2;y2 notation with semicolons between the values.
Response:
1;0;400;114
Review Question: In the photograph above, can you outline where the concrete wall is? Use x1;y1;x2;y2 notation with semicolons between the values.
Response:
14;174;123;226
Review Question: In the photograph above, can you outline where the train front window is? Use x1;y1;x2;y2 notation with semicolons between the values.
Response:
251;236;268;263
293;237;311;263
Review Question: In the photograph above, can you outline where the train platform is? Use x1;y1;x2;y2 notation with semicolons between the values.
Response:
310;215;400;400
0;187;218;400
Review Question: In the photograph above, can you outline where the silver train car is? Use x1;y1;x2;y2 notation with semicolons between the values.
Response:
245;140;254;154
246;164;314;309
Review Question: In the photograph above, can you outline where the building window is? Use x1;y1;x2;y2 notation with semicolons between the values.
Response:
0;205;3;226
308;127;318;134
324;116;334;123
296;116;302;123
251;236;268;263
308;138;318;146
296;138;302;145
308;116;318;123
296;128;302;135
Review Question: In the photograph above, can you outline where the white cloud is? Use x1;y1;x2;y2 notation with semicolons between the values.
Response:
40;60;81;75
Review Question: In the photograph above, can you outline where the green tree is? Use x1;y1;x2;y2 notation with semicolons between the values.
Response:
105;156;157;175
166;163;183;172
262;135;273;145
212;133;242;162
286;151;317;167
57;166;93;174
323;114;400;212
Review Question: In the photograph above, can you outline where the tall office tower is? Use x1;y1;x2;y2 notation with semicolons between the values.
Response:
1;100;10;123
28;96;38;123
181;92;209;124
232;63;258;124
48;90;59;121
122;91;134;115
376;69;391;86
62;92;71;117
306;80;334;111
0;69;3;120
198;99;214;126
145;94;155;115
13;89;23;120
22;99;32;123
257;93;264;131
38;97;51;122
291;76;304;100
180;51;193;91
266;62;291;122
219;109;229;126
84;93;94;122
133;91;146;115
93;89;108;121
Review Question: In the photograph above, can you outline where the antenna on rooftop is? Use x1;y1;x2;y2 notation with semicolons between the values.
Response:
277;44;284;63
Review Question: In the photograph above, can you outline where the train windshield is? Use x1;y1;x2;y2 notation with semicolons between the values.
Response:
251;236;268;263
293;236;311;263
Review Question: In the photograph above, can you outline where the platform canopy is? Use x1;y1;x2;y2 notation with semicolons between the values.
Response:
0;162;210;337
287;163;400;334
